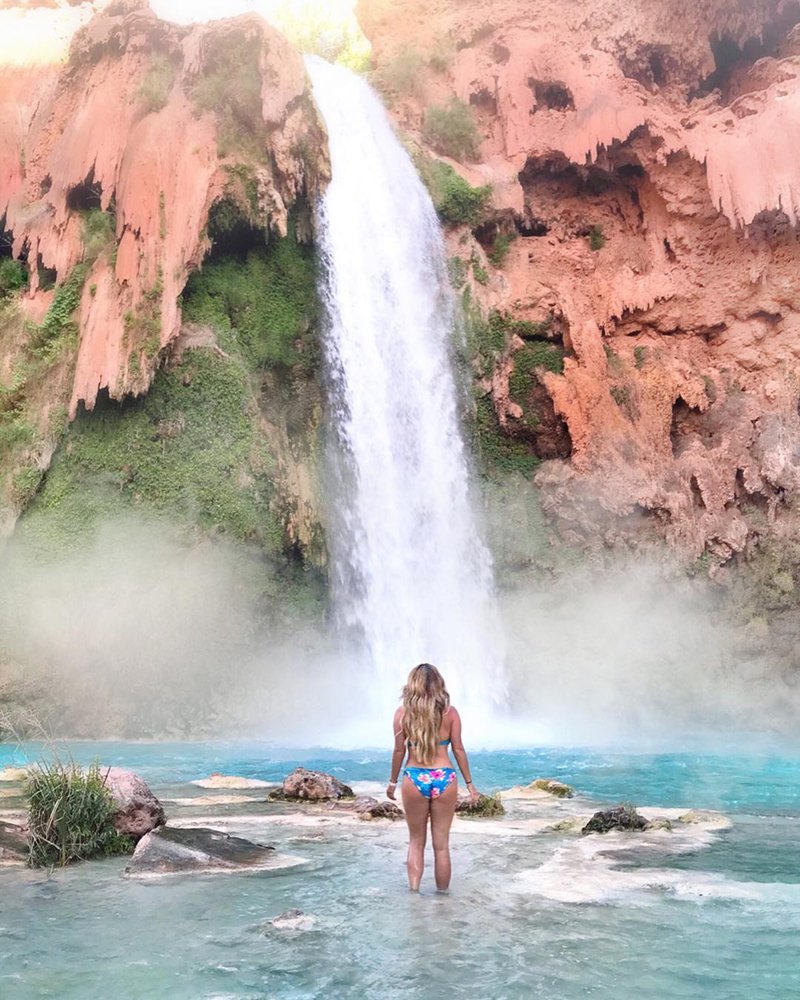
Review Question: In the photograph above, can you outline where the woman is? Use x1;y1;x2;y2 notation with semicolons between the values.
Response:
386;663;480;892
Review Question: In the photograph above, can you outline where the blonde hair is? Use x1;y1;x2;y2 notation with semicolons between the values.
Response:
402;663;450;765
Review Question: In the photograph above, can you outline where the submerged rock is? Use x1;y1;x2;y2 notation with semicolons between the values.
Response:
647;817;674;832
192;775;272;790
263;909;317;933
279;768;354;802
102;767;166;840
0;821;27;863
456;793;505;817
581;805;648;835
126;826;304;876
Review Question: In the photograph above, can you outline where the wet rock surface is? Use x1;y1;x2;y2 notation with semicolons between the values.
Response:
582;805;649;835
125;826;304;876
262;909;317;933
102;767;166;840
456;793;505;817
275;768;355;802
326;796;403;820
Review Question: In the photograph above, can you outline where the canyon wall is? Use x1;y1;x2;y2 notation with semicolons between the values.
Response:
360;0;800;571
0;0;328;548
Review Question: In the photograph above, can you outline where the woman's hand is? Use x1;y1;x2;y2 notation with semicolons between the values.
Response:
386;782;397;801
467;782;480;804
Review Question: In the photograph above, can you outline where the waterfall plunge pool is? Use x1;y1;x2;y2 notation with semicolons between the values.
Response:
2;743;800;999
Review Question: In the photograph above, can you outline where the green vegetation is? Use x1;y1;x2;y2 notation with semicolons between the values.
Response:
610;383;631;408
192;34;263;158
374;46;424;97
81;209;115;262
10;464;43;507
428;34;455;73
137;53;177;114
476;396;539;478
23;344;281;553
603;343;623;374
26;760;132;867
588;224;606;251
472;256;489;285
422;98;481;161
182;237;317;374
269;0;371;71
448;256;467;289
0;259;27;299
31;264;88;363
703;375;717;403
414;156;491;226
488;231;517;268
634;345;648;369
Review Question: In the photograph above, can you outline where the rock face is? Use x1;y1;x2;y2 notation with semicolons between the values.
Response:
278;768;355;802
360;0;800;563
581;805;649;835
530;779;574;799
455;793;505;817
102;766;165;839
125;825;304;876
0;1;327;415
327;795;403;819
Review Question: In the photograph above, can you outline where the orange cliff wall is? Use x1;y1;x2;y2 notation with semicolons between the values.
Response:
360;0;800;562
0;0;328;418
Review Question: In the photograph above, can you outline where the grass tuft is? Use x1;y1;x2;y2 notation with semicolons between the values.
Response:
422;98;481;161
26;760;133;867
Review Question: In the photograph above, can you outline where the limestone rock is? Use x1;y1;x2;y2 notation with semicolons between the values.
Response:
647;817;674;832
279;768;354;802
125;826;304;877
333;796;403;820
102;767;165;840
581;805;648;835
456;793;505;817
530;778;574;798
192;775;272;790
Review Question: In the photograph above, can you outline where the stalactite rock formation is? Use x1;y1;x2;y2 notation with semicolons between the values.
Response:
361;0;800;559
0;0;328;417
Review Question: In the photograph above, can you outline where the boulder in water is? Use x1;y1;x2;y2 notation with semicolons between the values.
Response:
102;767;166;840
456;793;505;817
126;826;305;876
0;820;27;863
279;768;354;802
530;778;574;798
581;804;648;835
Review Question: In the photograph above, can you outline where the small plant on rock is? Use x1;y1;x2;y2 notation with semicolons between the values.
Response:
423;97;481;161
588;224;605;251
26;760;132;867
137;53;177;114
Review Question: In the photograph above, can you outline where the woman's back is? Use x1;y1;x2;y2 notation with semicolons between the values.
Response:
397;705;454;768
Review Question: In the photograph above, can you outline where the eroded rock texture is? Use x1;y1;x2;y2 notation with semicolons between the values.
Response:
0;0;327;416
362;0;800;562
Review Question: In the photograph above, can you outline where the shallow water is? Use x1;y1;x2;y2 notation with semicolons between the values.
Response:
2;744;799;999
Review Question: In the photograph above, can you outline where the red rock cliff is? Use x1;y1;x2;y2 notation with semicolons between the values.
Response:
360;0;800;563
0;0;327;417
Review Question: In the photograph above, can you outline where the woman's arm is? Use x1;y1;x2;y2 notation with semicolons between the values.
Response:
449;707;480;802
386;707;407;801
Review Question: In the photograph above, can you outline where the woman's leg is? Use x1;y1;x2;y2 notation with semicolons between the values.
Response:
430;778;458;890
401;775;430;890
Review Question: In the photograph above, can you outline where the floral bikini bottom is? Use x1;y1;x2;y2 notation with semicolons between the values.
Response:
404;767;456;799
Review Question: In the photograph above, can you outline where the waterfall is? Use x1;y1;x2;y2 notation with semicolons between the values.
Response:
306;57;507;717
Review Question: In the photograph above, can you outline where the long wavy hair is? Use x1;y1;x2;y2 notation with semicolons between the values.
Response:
402;663;450;765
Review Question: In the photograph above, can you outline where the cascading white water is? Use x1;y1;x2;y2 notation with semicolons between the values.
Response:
306;57;507;717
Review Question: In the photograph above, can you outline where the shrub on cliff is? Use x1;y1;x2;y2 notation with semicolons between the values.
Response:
423;98;481;161
0;259;26;299
416;157;491;226
26;760;133;867
137;54;176;114
375;46;424;98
